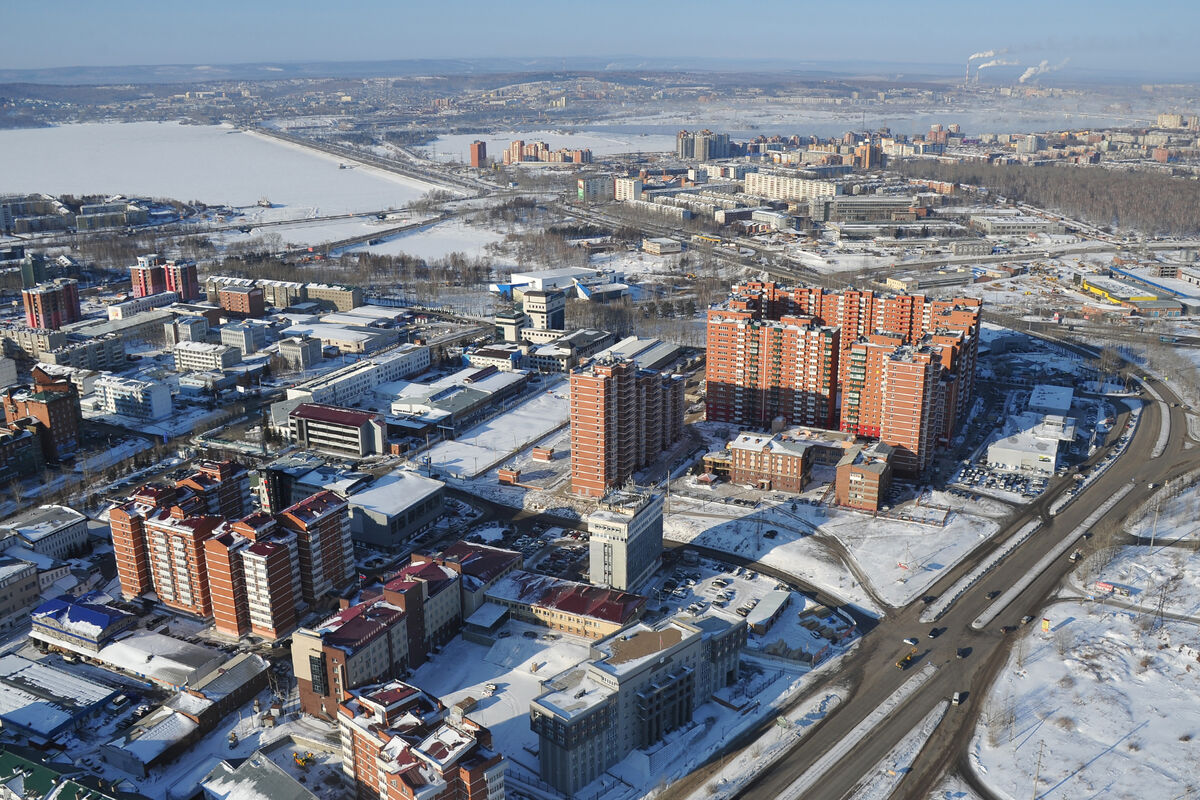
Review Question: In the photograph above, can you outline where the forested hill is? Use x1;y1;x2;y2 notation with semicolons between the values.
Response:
896;160;1200;236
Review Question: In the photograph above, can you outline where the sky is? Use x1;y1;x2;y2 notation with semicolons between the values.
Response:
4;0;1199;80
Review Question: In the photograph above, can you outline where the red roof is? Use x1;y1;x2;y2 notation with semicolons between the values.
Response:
439;541;521;583
290;403;380;427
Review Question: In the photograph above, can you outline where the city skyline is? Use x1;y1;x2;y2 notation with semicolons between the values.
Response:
4;0;1200;81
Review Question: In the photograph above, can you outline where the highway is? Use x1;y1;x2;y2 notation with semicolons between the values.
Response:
690;374;1196;800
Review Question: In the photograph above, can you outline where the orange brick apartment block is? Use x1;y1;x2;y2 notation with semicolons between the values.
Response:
706;283;980;474
569;359;684;497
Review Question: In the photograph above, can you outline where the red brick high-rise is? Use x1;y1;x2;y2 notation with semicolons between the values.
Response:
706;283;980;475
163;260;201;302
22;279;80;330
130;255;167;298
569;360;684;498
468;140;487;168
276;490;355;604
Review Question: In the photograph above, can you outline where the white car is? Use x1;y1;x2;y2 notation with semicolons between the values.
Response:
902;637;919;646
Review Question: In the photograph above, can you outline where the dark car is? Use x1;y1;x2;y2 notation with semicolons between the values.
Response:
986;590;1001;600
928;627;942;639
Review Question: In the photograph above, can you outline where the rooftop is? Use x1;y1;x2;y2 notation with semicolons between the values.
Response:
487;570;644;625
0;505;85;542
289;402;380;427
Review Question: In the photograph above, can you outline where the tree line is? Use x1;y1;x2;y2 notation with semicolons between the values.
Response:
896;160;1200;235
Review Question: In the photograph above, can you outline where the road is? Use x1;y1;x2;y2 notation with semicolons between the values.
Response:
703;374;1196;800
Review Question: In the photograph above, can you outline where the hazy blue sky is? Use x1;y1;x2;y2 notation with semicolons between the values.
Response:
5;0;1198;79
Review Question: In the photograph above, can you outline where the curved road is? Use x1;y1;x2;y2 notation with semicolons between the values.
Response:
701;372;1196;800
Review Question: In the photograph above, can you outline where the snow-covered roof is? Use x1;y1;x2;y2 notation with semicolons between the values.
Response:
110;707;198;763
348;470;444;518
0;654;118;735
202;753;320;800
96;631;225;689
0;505;85;543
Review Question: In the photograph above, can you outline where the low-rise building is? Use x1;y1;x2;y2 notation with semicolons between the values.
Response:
289;403;386;458
0;504;88;560
0;558;40;632
219;322;268;356
484;570;644;639
834;441;894;511
530;614;744;795
107;291;178;320
93;375;171;420
727;430;814;493
174;341;239;373
277;336;323;370
347;470;445;551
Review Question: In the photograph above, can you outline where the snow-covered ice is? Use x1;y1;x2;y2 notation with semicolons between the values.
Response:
0;122;440;217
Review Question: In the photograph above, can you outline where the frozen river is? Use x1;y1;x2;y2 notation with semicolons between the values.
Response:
0;121;439;217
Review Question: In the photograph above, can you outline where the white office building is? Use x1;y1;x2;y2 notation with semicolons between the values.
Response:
587;488;664;592
173;342;239;373
93;375;172;420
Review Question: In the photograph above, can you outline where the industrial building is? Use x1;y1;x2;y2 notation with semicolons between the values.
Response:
347;469;445;550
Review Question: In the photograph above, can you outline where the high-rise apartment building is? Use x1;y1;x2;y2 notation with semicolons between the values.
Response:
706;283;980;475
586;488;663;591
163;259;201;302
613;177;643;202
569;360;684;497
275;490;355;604
337;681;507;800
108;461;331;640
22;279;80;330
468;140;487;168
130;254;168;298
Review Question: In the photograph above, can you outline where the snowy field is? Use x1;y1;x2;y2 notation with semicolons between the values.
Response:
0;122;439;218
821;501;1002;607
423;130;678;163
664;497;882;616
343;218;514;263
972;600;1200;800
1079;543;1200;620
424;386;569;479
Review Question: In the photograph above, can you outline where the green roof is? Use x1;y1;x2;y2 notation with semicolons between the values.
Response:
0;748;69;799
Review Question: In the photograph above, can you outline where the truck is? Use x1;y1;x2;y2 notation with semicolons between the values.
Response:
895;647;917;670
1069;549;1083;563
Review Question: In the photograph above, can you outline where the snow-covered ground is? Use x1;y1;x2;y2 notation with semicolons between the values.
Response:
820;500;1002;607
0;121;439;218
932;773;986;799
972;600;1200;800
663;497;883;616
343;218;513;263
1077;543;1200;620
424;385;569;479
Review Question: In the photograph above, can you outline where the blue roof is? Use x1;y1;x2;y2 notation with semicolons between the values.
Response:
30;593;134;636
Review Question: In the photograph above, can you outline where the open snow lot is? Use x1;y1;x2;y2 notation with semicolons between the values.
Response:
344;218;513;263
820;503;1002;607
425;387;569;479
0;121;439;218
664;497;883;617
973;601;1200;800
1079;544;1200;619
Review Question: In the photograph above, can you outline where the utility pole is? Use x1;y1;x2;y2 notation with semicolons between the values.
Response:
1150;498;1161;549
1032;739;1045;800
